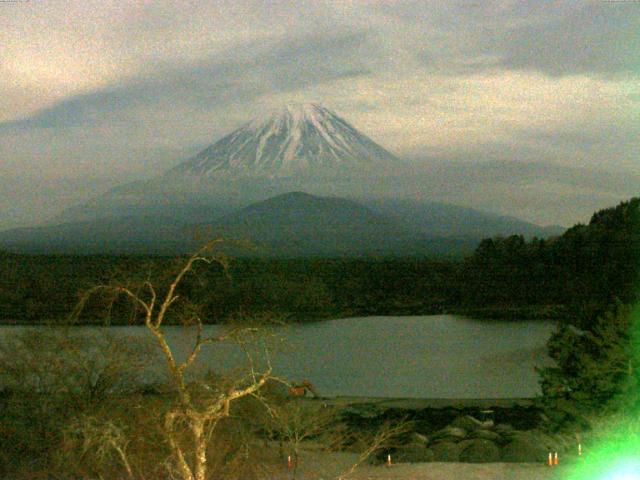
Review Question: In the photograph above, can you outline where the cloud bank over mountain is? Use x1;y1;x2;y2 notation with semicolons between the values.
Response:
0;1;638;228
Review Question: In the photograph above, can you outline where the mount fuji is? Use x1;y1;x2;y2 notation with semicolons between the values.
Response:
0;103;564;255
56;103;404;223
168;103;401;179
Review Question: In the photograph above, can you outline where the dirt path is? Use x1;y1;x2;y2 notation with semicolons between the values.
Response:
271;449;568;479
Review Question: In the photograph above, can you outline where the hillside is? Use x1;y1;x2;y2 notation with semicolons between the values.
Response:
0;192;558;257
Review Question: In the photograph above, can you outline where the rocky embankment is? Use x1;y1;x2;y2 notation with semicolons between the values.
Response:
337;401;576;464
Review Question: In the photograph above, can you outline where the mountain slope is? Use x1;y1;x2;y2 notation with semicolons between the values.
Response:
203;192;437;256
0;216;193;255
0;190;563;256
54;103;401;224
3;103;565;255
0;192;473;256
364;198;565;239
168;103;400;178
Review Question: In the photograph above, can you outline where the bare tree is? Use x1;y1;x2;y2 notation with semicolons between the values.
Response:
336;419;412;480
257;398;337;479
251;391;411;480
74;239;275;480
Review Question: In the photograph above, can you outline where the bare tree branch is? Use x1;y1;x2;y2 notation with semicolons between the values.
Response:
71;239;275;480
337;419;412;480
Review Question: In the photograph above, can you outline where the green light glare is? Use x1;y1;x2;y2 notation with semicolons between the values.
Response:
564;304;640;480
601;460;640;480
563;432;640;480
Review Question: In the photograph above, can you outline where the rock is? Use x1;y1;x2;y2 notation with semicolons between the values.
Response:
469;429;505;444
344;436;372;454
459;439;502;463
543;431;575;456
394;443;435;463
431;441;463;462
501;437;549;463
430;426;467;442
409;432;429;446
342;403;383;419
512;430;558;451
451;415;486;432
480;419;494;429
494;423;515;437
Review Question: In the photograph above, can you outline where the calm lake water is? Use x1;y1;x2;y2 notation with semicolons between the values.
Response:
1;315;557;399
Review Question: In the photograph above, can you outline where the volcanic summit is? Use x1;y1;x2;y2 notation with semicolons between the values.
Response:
168;103;400;178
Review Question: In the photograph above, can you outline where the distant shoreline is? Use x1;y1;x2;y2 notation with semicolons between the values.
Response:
0;305;564;326
312;396;536;410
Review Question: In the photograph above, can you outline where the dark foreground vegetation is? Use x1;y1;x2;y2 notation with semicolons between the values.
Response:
0;329;343;479
0;244;408;479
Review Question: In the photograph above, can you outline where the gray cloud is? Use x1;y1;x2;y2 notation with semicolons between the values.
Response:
0;31;371;131
402;159;640;226
493;2;640;77
379;1;640;77
448;161;640;196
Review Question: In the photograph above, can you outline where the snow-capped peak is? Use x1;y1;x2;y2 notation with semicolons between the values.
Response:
169;103;400;178
249;103;326;128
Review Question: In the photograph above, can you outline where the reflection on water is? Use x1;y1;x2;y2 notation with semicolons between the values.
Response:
0;315;556;399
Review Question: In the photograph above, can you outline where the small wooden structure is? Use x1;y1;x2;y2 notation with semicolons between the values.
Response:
288;379;319;398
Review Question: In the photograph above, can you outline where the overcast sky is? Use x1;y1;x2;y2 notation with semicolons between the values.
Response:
0;0;638;227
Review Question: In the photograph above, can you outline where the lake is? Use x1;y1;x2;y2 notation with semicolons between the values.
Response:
0;315;557;399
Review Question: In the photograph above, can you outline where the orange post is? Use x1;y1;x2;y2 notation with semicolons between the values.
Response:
554;452;558;465
386;454;392;467
548;452;553;466
288;455;293;469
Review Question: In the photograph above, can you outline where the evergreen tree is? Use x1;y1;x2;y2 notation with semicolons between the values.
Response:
538;302;640;428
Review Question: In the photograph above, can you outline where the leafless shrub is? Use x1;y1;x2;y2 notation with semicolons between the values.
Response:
0;328;155;477
335;419;413;479
255;397;339;478
62;414;135;479
0;328;154;407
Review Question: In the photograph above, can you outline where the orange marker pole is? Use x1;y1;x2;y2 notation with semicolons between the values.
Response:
288;455;293;469
386;454;392;467
548;452;553;466
554;452;558;465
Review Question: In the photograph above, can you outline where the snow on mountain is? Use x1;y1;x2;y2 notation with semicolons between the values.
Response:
168;103;400;178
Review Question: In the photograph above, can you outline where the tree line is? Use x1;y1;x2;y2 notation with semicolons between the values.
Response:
0;254;460;324
0;198;637;327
